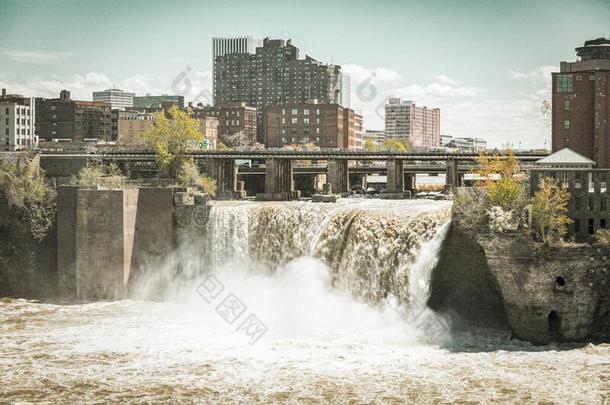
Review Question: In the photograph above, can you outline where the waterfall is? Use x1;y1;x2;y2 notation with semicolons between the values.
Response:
201;200;451;305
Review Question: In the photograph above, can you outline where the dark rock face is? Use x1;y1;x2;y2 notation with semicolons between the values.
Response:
431;224;610;344
429;226;509;330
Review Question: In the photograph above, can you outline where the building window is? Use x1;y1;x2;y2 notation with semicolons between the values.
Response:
281;109;285;115
574;197;581;211
281;118;286;124
556;74;573;93
304;109;309;115
601;198;607;212
291;109;298;115
588;197;594;211
564;120;570;129
564;100;571;111
602;219;607;229
291;117;297;124
588;219;595;235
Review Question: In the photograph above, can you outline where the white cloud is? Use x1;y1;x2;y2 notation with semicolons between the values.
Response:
0;69;213;103
3;49;73;64
509;65;557;83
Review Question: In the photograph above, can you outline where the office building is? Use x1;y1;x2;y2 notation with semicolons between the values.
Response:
265;101;362;149
36;90;112;142
214;37;343;142
212;36;261;103
552;37;610;167
384;98;440;148
133;94;184;109
93;88;135;110
0;88;37;151
191;102;257;147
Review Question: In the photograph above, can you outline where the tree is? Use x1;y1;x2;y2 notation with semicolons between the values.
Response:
363;139;380;151
381;138;413;152
476;150;526;213
0;155;56;240
530;177;572;244
140;106;202;178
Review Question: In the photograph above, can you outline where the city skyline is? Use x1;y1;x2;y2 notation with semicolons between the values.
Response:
1;0;609;147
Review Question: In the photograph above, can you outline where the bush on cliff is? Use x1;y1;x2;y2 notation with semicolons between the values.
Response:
530;177;572;244
452;187;488;230
177;160;216;196
593;229;610;246
0;155;56;240
71;163;123;189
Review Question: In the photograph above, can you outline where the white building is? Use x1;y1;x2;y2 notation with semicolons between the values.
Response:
363;129;385;145
0;89;37;151
92;88;134;110
384;98;440;148
445;137;487;152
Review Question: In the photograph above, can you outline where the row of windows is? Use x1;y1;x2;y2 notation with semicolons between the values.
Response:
574;218;607;235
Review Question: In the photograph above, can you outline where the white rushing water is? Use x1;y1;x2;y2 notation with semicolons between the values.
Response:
1;199;609;404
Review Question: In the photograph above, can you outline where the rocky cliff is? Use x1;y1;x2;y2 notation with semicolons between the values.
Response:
430;225;610;344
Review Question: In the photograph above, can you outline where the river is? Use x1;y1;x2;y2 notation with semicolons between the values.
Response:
1;199;608;404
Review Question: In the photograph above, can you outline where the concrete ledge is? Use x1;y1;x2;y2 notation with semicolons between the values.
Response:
311;194;339;203
378;191;412;199
255;191;300;201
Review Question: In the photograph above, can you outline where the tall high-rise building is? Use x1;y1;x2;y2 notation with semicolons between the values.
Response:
212;36;261;103
384;98;440;148
339;73;351;108
92;88;135;110
0;88;37;151
214;37;343;142
552;37;610;167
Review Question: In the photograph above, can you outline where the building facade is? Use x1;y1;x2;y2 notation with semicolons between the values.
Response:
212;36;261;104
112;110;156;144
191;102;257;147
36;90;113;142
0;89;37;151
384;98;440;148
93;88;135;110
133;94;184;109
198;116;219;149
265;102;363;149
214;38;343;142
363;129;385;146
552;37;610;167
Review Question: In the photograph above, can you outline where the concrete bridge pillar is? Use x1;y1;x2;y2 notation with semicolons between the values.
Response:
445;158;459;192
386;160;404;193
256;159;299;200
204;159;237;199
404;173;416;192
328;160;349;195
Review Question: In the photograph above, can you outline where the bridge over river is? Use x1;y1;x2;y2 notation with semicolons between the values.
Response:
39;149;547;199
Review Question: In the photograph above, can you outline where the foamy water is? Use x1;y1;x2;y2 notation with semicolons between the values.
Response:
1;199;609;403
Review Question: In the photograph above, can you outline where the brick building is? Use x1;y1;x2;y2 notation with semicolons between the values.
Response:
191;102;257;147
36;90;112;142
265;101;363;149
552;37;610;167
384;98;440;148
214;37;348;142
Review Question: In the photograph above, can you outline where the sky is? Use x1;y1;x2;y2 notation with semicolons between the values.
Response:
1;0;609;148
